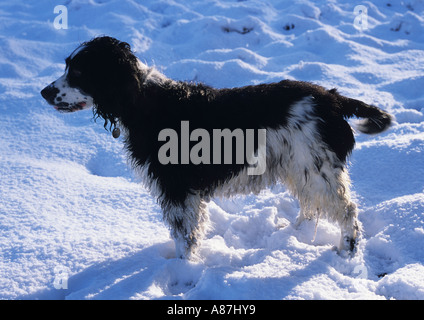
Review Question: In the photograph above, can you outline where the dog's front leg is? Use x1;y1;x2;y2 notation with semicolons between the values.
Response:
162;194;208;259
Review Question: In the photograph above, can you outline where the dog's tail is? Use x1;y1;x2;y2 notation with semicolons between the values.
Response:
331;89;393;134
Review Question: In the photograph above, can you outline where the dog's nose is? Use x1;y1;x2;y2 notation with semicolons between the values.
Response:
41;85;59;104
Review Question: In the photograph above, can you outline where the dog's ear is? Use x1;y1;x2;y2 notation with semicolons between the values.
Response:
93;71;141;127
120;67;142;108
91;38;143;128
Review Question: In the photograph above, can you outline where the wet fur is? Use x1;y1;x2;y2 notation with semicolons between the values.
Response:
41;36;392;258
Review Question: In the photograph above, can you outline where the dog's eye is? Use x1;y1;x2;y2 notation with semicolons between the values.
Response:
70;69;82;78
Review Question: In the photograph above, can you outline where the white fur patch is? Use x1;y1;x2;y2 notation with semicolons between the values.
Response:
52;72;94;112
137;59;170;85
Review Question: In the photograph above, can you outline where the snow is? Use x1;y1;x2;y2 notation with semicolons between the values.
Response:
0;0;423;300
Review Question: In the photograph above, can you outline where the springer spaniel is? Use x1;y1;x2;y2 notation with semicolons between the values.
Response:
41;36;392;258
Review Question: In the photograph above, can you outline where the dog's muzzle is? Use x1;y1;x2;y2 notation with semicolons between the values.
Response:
41;84;89;113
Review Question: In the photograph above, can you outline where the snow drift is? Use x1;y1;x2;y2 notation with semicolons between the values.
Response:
0;0;423;299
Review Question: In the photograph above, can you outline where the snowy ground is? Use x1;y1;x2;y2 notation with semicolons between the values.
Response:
0;0;423;300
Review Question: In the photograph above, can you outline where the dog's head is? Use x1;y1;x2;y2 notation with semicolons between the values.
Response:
41;36;142;124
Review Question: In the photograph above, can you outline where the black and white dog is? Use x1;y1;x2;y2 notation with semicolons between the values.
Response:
41;36;391;258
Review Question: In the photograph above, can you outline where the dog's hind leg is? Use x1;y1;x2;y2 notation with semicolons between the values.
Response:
323;167;359;253
290;151;359;253
317;167;359;253
338;202;359;253
162;194;208;259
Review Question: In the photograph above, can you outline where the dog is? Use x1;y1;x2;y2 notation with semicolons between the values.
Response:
41;36;392;258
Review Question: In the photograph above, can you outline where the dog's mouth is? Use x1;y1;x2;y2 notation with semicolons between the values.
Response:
54;101;88;113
